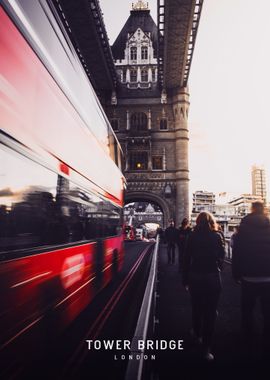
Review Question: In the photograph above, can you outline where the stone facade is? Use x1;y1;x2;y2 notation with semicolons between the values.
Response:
105;2;190;227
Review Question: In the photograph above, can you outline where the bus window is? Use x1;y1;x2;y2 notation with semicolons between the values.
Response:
0;145;59;252
102;199;122;238
0;144;122;256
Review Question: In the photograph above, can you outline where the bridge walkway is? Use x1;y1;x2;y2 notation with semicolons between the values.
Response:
154;243;268;379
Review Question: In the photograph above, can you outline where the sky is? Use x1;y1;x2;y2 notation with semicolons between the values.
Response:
99;0;270;202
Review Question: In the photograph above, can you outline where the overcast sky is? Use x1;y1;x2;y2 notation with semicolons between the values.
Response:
100;0;270;202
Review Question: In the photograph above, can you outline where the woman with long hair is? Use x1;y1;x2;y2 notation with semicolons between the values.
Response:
183;212;225;361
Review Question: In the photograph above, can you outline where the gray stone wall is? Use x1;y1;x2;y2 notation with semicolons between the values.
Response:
105;89;190;227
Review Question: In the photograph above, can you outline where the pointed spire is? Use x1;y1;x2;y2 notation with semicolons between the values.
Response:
132;1;149;11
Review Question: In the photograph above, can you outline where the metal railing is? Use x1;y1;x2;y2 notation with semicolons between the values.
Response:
124;235;160;380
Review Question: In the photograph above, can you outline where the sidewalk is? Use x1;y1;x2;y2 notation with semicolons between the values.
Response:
153;243;268;379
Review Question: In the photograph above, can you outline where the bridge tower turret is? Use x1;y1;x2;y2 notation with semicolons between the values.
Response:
172;89;190;225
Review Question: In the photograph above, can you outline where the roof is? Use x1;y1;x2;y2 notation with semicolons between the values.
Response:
112;9;158;60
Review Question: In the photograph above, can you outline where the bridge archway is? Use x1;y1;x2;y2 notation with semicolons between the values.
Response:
125;191;171;228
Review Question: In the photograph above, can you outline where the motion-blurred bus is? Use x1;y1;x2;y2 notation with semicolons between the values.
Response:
0;0;125;359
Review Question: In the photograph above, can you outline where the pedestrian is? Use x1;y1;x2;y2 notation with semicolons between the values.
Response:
164;220;178;264
177;218;192;272
182;212;225;361
216;224;225;246
232;201;270;357
230;226;239;250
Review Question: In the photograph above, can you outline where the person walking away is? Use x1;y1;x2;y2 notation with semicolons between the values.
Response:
232;201;270;358
216;224;226;266
182;212;225;361
230;226;239;250
165;220;178;264
217;224;225;245
177;218;192;272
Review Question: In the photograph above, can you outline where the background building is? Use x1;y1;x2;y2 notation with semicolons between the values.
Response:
228;193;263;216
251;165;267;204
192;191;215;213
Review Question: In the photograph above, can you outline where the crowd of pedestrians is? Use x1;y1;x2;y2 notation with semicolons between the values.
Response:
160;201;270;362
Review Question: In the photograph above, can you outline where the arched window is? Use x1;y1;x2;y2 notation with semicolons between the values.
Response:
180;108;185;118
141;69;148;82
130;47;137;61
131;113;148;131
160;118;167;130
141;46;148;60
130;69;137;83
152;68;156;82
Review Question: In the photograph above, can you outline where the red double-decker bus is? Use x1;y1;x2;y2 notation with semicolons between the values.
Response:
0;0;125;355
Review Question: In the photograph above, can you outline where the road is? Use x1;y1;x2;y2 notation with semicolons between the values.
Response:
12;241;154;380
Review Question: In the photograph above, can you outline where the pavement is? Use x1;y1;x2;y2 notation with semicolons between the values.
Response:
153;243;270;380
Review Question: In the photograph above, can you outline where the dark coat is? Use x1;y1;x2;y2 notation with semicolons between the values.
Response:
183;228;225;286
232;213;270;281
177;226;192;251
164;226;178;244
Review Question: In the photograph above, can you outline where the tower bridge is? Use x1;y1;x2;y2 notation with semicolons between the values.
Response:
53;0;203;226
1;2;262;379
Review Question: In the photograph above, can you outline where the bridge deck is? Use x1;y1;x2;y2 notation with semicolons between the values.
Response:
154;243;268;379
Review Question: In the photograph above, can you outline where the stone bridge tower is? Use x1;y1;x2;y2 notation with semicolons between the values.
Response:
105;1;190;227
